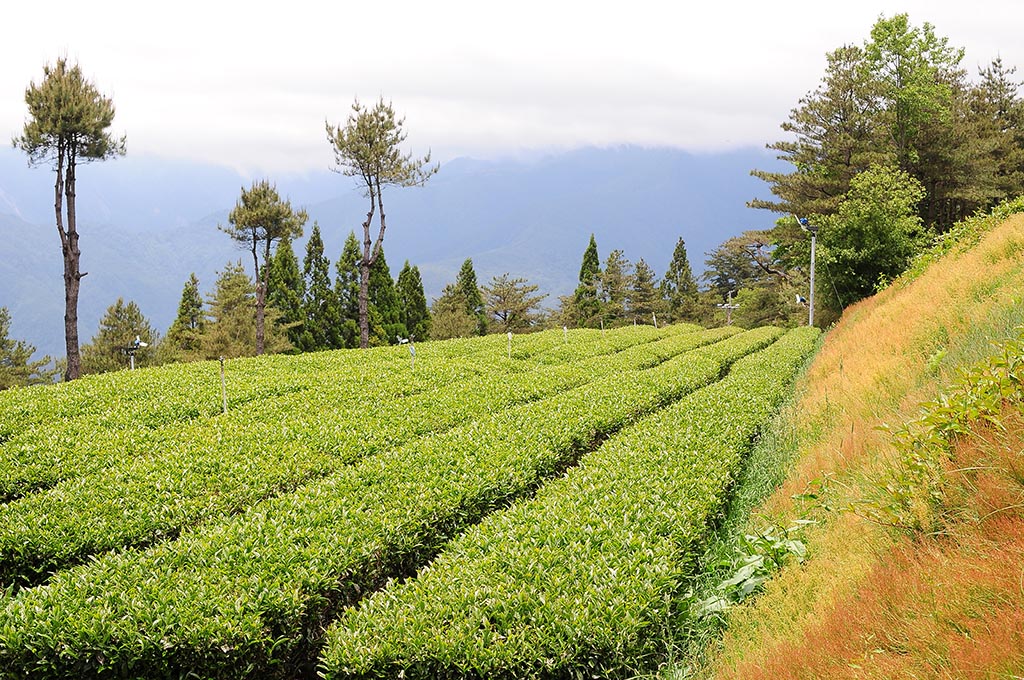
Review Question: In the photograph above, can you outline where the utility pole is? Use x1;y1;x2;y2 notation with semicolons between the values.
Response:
799;218;819;327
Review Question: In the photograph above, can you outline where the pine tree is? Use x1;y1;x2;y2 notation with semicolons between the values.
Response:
396;261;430;340
266;239;305;351
661;237;700;322
455;258;487;335
629;258;662;324
600;249;632;324
0;307;57;389
481;273;548;333
81;298;158;374
334;231;361;349
201;261;291;360
368;248;404;345
165;273;205;361
302;223;342;351
430;284;477;340
572;234;602;327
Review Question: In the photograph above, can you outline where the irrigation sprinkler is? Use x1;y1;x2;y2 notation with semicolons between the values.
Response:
398;335;416;370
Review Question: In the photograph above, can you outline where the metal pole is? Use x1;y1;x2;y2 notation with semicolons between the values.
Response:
808;228;817;327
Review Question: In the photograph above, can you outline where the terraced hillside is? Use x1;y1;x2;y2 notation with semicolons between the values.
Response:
0;323;817;678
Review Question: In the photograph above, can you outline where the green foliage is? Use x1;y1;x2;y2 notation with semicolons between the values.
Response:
335;231;362;349
320;328;819;679
396;261;430;340
0;325;769;677
662;237;699;322
865;327;1024;535
455;258;487;335
430;284;477;340
629;258;663;324
481;273;548;333
572;234;602;327
80;298;158;375
301;223;342;351
368;248;404;345
199;261;290;360
326;97;438;348
600;249;632;323
164;273;205;361
266;238;305;350
13;57;125;166
0;308;56;390
817;163;927;304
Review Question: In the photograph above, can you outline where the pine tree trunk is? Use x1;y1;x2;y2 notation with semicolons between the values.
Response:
358;260;370;349
254;281;266;356
56;144;83;382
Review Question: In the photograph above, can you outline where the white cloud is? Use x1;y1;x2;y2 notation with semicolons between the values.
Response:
2;0;1022;175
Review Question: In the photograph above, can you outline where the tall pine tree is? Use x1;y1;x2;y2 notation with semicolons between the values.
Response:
396;261;430;340
455;258;487;336
600;249;632;324
302;223;342;351
629;258;662;324
267;238;305;351
335;231;361;349
572;234;602;327
661;237;699;322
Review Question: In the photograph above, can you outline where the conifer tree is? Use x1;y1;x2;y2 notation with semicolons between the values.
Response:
165;273;205;360
14;58;126;381
455;258;487;335
81;298;158;374
430;284;477;340
368;248;404;344
661;237;700;321
396;261;430;340
200;261;291;360
0;307;57;389
629;258;662;323
334;231;361;349
326;98;438;348
481;273;548;333
219;180;307;355
302;223;342;351
600;249;632;324
267;239;305;350
572;234;602;327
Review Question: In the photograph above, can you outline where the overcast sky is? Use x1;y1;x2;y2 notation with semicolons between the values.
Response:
3;1;1022;176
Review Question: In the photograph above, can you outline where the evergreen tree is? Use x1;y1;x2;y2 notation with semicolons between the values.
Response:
81;298;158;374
220;180;307;355
572;234;602;327
326;97;438;348
629;258;662;324
0;307;57;389
266;239;305;350
396;261;430;340
201;261;290;360
661;237;700;321
455;258;487;335
164;273;206;361
368;248;405;345
600;249;632;324
302;223;342;351
481;274;548;334
334;231;361;349
430;284;477;340
14;58;126;381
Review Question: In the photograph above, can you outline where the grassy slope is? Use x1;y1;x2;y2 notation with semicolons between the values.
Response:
695;208;1024;678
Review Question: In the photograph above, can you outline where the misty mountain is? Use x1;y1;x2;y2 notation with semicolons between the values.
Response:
0;145;785;359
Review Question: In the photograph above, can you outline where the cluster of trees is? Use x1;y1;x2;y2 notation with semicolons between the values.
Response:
739;13;1024;325
7;14;1023;388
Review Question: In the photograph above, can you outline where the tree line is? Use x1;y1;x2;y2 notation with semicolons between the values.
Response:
5;12;1023;385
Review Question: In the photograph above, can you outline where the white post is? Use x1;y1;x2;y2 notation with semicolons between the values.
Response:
808;227;817;327
507;331;512;359
219;356;228;414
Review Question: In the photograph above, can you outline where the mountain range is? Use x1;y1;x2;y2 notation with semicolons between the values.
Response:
0;145;786;359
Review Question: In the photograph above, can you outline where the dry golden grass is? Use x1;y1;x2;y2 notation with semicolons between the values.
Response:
701;213;1024;678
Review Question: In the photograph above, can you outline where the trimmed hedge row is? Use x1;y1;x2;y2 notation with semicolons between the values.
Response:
0;327;779;679
0;325;721;588
320;326;820;679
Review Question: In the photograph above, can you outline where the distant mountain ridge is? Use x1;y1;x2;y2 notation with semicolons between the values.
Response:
0;145;785;359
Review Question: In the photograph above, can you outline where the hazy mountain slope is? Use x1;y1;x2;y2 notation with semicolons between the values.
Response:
0;145;784;358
